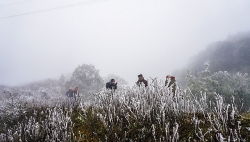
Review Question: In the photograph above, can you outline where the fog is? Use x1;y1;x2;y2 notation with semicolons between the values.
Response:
1;0;250;86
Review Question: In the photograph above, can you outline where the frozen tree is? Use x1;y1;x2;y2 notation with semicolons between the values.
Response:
186;62;250;111
59;74;66;84
66;64;104;99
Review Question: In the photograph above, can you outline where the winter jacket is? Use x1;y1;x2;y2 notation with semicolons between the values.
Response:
106;82;117;90
137;79;148;87
66;90;73;97
165;76;175;87
73;88;79;95
165;77;176;94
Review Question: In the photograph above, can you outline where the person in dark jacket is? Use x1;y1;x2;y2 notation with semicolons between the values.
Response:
106;79;117;90
136;74;148;87
66;88;74;107
66;88;73;97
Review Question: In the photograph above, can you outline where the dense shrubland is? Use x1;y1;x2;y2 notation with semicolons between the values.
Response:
1;78;250;142
186;63;250;112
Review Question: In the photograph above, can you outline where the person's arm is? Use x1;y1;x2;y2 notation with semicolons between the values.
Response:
136;80;140;85
106;83;109;89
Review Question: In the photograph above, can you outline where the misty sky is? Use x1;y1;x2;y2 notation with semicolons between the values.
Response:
1;0;250;86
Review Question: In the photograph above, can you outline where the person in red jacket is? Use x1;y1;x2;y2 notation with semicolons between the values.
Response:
136;74;148;87
73;87;79;100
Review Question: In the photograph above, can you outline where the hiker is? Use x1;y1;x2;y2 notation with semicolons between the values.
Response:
66;88;74;106
73;87;79;100
66;88;73;97
106;79;117;90
165;75;177;94
136;74;148;87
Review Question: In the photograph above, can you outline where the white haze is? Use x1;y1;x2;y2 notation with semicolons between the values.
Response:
1;0;250;86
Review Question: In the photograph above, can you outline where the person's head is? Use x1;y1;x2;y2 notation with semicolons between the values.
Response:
138;74;144;81
166;75;175;81
110;79;116;84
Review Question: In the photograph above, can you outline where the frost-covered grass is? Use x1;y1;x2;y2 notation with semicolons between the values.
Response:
1;80;250;141
0;89;74;142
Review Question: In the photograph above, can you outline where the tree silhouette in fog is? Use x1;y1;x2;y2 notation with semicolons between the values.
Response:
66;64;104;99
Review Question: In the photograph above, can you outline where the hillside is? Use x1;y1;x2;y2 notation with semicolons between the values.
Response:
176;31;250;86
191;31;250;74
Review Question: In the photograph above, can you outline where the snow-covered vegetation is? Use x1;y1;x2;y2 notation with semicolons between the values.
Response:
1;77;250;141
186;63;250;111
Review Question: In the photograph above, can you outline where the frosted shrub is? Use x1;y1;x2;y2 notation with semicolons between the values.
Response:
0;88;76;142
1;78;250;141
0;107;74;142
71;79;249;141
186;62;250;111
